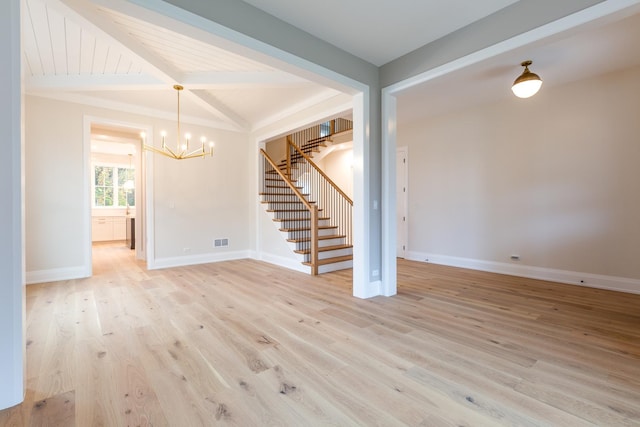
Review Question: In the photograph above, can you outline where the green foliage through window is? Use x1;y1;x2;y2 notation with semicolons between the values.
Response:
93;164;135;208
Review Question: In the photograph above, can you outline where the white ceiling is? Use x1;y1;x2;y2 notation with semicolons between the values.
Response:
396;9;640;125
22;0;640;135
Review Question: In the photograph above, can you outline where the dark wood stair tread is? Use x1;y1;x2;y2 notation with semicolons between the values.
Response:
279;225;337;232
272;217;329;222
259;192;311;197
266;208;323;213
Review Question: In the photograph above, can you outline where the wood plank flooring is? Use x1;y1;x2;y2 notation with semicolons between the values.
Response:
2;242;640;426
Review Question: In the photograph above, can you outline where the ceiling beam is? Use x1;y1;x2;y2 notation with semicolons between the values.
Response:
25;74;166;92
26;69;310;92
188;89;248;131
55;0;249;130
181;71;310;88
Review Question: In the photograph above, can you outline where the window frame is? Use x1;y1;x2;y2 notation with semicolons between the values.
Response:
91;162;135;209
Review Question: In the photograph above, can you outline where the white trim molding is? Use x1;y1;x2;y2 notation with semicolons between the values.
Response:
152;250;253;270
26;266;89;285
407;251;640;295
257;252;310;274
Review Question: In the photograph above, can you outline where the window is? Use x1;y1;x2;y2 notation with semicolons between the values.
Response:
319;121;331;137
93;164;135;208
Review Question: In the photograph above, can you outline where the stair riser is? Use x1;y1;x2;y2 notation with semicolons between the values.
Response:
261;193;309;203
289;237;346;251
318;248;353;260
264;202;314;211
271;211;314;219
260;193;312;203
277;219;330;228
264;185;302;192
295;248;352;262
282;228;338;239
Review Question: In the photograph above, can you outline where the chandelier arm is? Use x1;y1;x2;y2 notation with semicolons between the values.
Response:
182;150;210;159
185;146;210;157
144;144;182;159
163;145;180;158
144;144;169;155
145;85;213;161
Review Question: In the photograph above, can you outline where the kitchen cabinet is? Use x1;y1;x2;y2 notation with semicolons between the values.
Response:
92;216;127;242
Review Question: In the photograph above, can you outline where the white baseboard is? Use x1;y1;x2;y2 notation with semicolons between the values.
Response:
26;266;90;285
256;252;310;274
406;251;640;295
151;250;253;270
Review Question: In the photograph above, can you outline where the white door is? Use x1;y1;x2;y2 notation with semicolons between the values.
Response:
396;147;408;258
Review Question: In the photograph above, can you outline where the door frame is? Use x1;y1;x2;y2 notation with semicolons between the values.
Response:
396;146;408;259
83;116;154;275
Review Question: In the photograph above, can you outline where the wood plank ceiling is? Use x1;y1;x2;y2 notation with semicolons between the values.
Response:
23;0;344;132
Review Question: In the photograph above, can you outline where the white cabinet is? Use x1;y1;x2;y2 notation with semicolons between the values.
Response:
92;216;127;242
112;217;126;240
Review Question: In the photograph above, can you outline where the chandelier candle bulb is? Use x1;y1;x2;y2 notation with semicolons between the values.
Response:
142;85;214;160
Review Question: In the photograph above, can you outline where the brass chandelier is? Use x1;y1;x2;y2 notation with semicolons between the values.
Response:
143;84;214;160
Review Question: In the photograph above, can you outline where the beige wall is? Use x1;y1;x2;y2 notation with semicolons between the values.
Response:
319;147;354;200
264;136;287;163
25;95;253;276
399;65;640;282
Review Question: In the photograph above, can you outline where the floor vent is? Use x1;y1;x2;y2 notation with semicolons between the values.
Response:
214;238;229;248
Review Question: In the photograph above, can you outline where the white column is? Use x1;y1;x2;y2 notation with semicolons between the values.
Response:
0;0;25;410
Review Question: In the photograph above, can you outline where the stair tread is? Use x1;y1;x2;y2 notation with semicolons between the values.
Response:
302;254;353;266
265;178;297;182
272;217;329;222
294;244;353;254
266;208;323;213
279;225;337;232
287;235;345;243
260;195;308;198
260;200;315;205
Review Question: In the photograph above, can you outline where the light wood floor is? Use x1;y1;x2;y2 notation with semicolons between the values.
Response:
2;242;640;426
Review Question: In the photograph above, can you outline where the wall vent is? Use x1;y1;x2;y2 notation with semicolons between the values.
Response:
214;238;229;248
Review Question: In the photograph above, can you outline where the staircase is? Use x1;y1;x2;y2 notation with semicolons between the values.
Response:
259;119;353;275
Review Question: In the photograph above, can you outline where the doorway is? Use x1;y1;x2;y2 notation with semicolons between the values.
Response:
85;118;151;274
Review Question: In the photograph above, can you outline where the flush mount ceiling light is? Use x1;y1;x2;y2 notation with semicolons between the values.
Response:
511;60;543;98
143;85;214;159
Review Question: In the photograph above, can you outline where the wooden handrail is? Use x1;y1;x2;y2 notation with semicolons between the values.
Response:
260;148;319;275
287;141;353;205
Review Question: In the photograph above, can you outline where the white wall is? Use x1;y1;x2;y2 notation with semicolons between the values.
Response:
399;65;640;290
25;95;253;277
